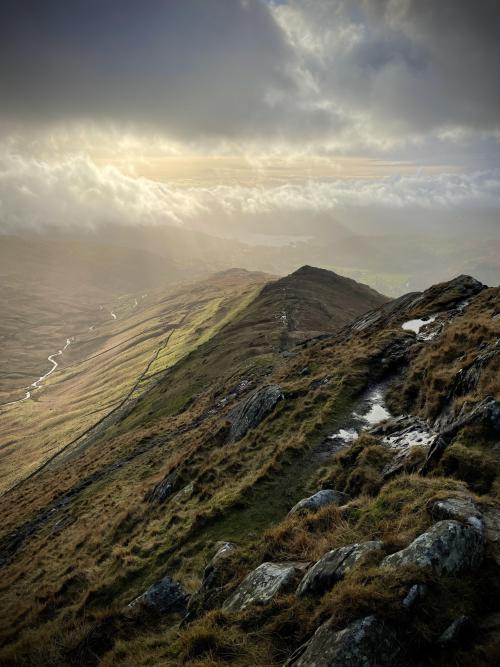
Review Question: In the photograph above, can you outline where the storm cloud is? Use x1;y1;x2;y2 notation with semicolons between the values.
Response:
0;0;315;140
1;0;499;156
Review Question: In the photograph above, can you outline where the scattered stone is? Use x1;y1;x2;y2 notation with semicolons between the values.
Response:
209;541;237;569
382;520;484;576
297;541;383;597
284;615;405;667
437;616;473;646
172;481;194;503
402;583;428;610
185;542;237;620
430;497;483;533
223;561;308;612
145;470;177;504
227;385;283;442
288;489;350;517
128;575;189;614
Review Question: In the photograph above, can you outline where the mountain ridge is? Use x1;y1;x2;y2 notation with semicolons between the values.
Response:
0;268;498;667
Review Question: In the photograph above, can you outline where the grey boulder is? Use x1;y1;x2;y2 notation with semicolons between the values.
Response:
430;497;483;533
227;385;283;442
209;541;237;569
186;542;237;617
223;561;308;612
288;489;350;517
284;615;405;667
297;541;383;597
382;520;484;576
128;575;189;614
401;583;428;610
145;470;177;504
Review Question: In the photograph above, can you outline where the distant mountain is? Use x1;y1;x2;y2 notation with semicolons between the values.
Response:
229;265;389;350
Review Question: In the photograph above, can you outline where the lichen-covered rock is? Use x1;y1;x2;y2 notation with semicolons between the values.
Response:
128;575;189;614
186;542;237;619
145;470;177;504
382;520;484;575
209;541;237;568
288;489;350;517
223;561;308;612
430;497;483;533
297;541;383;597
284;615;405;667
172;481;194;503
227;385;283;442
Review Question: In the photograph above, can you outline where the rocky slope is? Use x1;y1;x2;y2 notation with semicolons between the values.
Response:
0;269;498;666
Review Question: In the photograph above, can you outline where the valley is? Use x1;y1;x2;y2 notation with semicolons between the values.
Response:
0;264;271;492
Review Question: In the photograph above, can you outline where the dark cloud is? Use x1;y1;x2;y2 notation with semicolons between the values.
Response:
0;0;309;139
0;0;499;155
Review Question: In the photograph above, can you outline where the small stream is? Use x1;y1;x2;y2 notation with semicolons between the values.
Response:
315;380;393;461
2;338;75;408
1;294;136;410
197;308;464;544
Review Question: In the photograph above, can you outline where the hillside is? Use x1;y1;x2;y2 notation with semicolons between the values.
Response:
0;267;272;492
204;265;389;352
0;269;498;667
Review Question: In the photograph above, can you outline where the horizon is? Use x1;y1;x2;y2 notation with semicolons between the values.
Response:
0;0;499;293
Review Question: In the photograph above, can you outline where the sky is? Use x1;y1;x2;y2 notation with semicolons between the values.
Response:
0;0;499;240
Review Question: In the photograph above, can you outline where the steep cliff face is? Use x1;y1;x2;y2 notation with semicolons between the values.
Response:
0;270;498;667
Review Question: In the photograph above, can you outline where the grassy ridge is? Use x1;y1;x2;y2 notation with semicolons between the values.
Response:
1;272;497;666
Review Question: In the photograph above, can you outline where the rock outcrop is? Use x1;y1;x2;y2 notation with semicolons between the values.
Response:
434;341;500;429
186;541;237;617
288;489;350;517
145;470;177;504
284;615;405;667
128;575;189;614
297;541;383;597
401;583;428;610
382;520;484;575
372;415;437;478
430;497;483;533
223;561;308;612
422;397;500;472
227;385;284;442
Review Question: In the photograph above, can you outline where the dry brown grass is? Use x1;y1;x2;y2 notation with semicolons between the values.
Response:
1;280;499;666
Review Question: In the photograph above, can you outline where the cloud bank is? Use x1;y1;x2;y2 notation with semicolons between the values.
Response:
1;150;499;236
